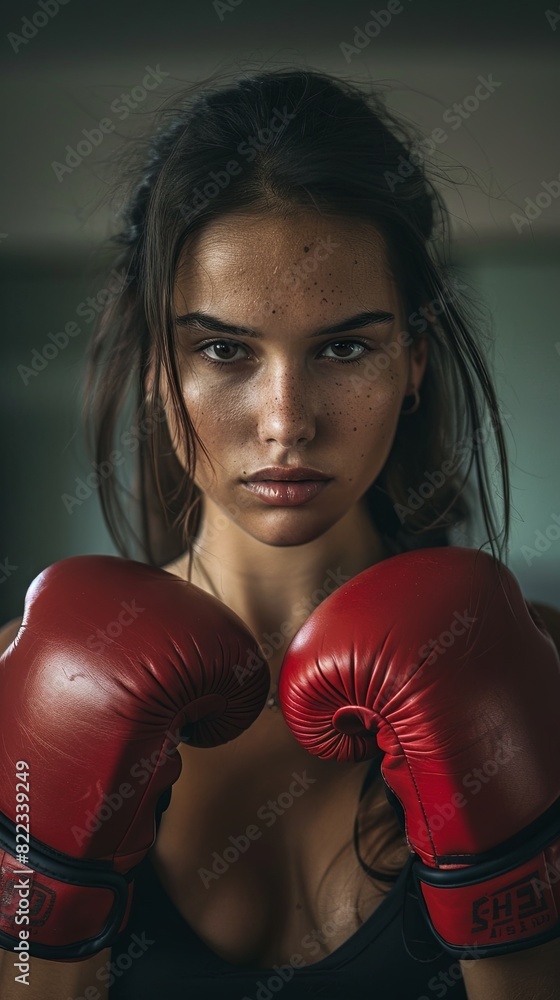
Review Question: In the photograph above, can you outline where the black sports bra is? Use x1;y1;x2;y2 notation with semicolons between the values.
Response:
108;753;468;998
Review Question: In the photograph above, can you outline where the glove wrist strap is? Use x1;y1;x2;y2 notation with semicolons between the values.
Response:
412;803;560;958
0;810;135;960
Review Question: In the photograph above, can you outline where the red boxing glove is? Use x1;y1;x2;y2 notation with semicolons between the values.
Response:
0;555;269;961
278;546;560;958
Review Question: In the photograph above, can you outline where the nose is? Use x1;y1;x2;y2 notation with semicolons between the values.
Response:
256;363;317;447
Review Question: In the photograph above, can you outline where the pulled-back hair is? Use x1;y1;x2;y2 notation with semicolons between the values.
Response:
82;64;511;573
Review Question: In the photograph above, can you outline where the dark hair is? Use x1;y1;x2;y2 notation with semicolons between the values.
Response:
80;65;513;899
82;64;511;575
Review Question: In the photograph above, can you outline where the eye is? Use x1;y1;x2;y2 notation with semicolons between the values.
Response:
195;338;375;367
198;341;246;364
320;340;369;363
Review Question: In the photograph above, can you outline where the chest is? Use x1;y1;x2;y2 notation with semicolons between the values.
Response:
150;716;407;968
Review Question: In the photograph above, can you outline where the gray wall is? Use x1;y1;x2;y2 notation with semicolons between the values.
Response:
459;244;560;604
1;0;559;618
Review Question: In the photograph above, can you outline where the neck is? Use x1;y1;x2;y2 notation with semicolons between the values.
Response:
171;498;390;687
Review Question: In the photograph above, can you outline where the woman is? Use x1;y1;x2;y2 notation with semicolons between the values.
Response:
1;66;559;999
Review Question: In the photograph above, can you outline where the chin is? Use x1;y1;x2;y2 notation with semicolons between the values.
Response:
244;515;338;548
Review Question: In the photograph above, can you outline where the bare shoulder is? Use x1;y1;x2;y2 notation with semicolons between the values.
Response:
528;600;560;653
0;616;23;655
160;555;189;579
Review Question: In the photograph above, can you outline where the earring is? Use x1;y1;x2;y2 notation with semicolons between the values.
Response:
401;388;420;415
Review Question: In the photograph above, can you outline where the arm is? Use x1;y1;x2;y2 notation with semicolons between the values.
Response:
460;935;560;1000
460;600;560;1000
0;948;112;1000
0;617;23;649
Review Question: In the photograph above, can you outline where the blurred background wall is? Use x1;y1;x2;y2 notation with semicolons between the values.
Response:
1;0;559;620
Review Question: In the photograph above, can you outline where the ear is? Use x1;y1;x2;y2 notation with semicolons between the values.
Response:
409;333;429;390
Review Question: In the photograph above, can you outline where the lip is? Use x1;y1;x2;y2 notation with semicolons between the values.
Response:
242;466;332;482
242;479;330;506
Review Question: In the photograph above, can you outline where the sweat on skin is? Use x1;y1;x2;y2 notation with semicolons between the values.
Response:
156;209;429;684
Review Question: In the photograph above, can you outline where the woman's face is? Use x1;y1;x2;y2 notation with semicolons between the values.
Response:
167;210;428;547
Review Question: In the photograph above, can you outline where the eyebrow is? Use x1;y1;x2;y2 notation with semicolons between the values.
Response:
174;309;395;339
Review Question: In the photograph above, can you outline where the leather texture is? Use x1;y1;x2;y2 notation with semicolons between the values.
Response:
278;545;560;956
0;555;270;959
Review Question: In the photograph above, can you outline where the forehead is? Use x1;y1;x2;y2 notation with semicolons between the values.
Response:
173;211;399;322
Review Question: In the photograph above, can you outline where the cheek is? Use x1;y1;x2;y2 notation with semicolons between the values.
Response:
158;371;205;471
326;365;406;488
166;372;240;476
329;362;405;443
